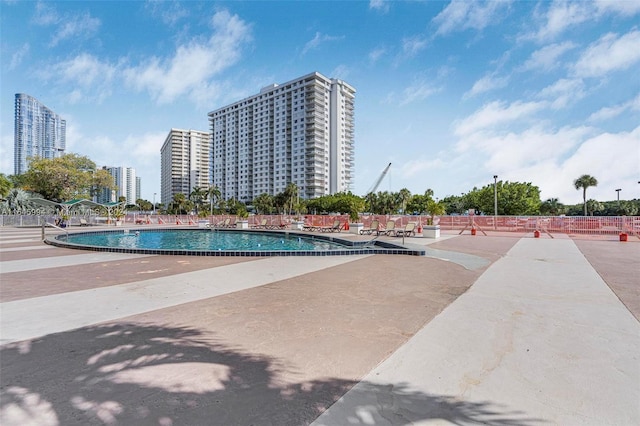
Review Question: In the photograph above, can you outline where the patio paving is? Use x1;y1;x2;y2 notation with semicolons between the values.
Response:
0;226;638;425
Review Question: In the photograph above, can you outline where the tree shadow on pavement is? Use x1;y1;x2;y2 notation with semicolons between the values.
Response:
1;323;544;425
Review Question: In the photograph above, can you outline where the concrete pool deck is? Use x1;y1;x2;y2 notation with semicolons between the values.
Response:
0;226;638;425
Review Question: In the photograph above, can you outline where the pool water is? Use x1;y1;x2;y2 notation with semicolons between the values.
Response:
63;229;348;252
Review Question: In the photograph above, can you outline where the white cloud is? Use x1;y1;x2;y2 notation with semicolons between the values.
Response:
368;47;386;63
10;43;30;70
473;125;591;171
49;12;101;47
454;100;546;137
536;78;585;109
401;35;428;57
0;128;13;174
32;1;59;25
400;157;446;179
594;0;640;16
399;81;440;106
369;0;390;14
532;1;592;41
145;0;190;26
573;30;640;77
464;74;509;98
521;41;577;71
331;65;351;81
452;122;640;203
46;54;116;103
588;93;640;122
433;0;512;36
302;32;344;55
558;126;640;202
124;10;252;104
528;0;640;42
54;54;115;87
32;2;100;47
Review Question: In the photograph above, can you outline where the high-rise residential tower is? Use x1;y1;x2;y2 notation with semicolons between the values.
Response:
160;129;211;207
208;72;355;202
14;93;66;175
96;166;138;205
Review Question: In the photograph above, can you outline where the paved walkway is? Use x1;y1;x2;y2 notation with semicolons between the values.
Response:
313;237;640;425
1;226;638;425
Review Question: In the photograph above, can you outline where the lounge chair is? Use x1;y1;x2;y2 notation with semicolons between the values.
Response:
272;220;288;229
378;221;396;236
252;218;268;229
303;221;320;231
215;218;230;228
395;222;416;237
320;220;343;233
225;218;237;228
80;218;89;226
359;219;380;235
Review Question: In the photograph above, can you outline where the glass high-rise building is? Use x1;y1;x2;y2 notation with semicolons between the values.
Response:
14;93;66;175
208;72;355;202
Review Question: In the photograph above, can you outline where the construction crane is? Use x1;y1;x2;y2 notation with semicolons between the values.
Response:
366;162;391;194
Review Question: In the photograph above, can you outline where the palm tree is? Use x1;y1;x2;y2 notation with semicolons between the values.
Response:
169;193;190;215
283;183;298;216
573;175;598;216
397;188;411;214
189;186;207;214
253;193;274;214
207;185;221;215
586;199;603;216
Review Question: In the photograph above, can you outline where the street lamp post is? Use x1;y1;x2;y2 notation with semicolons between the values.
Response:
615;188;621;208
153;193;156;214
493;175;498;229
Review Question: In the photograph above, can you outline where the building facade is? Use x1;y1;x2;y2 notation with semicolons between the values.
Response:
160;129;211;207
14;93;66;175
97;166;138;205
208;72;355;202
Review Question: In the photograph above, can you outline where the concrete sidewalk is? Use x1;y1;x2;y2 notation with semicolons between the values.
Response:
313;238;640;425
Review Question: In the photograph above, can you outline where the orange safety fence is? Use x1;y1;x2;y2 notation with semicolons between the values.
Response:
24;213;636;239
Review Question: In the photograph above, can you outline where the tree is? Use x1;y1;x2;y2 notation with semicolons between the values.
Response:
406;190;434;214
426;199;446;217
207;186;221;215
585;199;603;216
396;188;412;214
463;181;541;216
0;173;11;198
21;154;114;202
282;183;299;216
135;198;153;211
540;198;565;216
573;175;598;216
253;193;274;214
189;186;207;215
167;193;191;215
440;195;466;215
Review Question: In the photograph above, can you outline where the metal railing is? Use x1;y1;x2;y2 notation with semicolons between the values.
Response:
4;214;639;239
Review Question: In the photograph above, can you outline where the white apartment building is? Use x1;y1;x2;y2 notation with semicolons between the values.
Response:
208;72;355;202
160;128;211;206
97;166;138;205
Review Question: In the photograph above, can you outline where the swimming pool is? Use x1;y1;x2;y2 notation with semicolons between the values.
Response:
47;228;425;257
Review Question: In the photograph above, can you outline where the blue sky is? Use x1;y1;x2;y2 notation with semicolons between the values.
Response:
1;0;639;204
